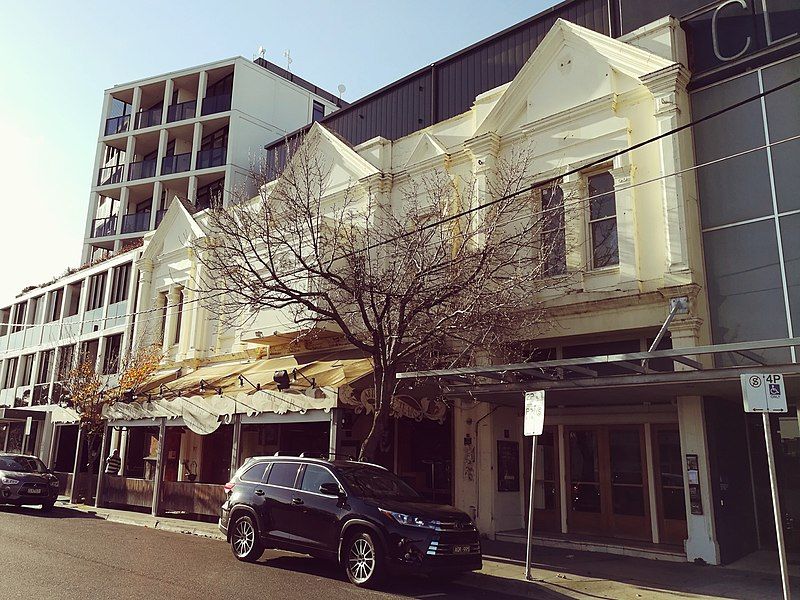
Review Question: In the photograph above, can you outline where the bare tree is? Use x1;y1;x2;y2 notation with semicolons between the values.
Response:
194;128;581;460
58;341;162;501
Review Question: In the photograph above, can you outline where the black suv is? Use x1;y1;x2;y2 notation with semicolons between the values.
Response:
219;455;482;588
0;453;60;510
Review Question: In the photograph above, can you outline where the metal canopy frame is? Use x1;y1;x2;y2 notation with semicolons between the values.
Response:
396;337;800;394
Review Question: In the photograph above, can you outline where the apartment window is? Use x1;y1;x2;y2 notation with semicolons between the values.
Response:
206;73;233;97
103;334;123;374
196;177;225;211
110;263;131;304
87;273;107;311
19;354;34;387
109;97;132;119
587;171;619;268
57;345;76;379
0;307;9;337
541;185;566;276
81;340;99;370
31;296;45;324
11;302;26;333
47;288;63;322
200;126;228;151
36;350;53;384
173;290;184;345
158;292;168;344
3;358;17;388
65;282;81;317
312;100;325;122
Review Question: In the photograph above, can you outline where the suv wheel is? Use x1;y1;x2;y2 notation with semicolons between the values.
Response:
230;514;264;562
344;531;384;588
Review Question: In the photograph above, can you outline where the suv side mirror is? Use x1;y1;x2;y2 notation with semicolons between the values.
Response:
319;482;343;497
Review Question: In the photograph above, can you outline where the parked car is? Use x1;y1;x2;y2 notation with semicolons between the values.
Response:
0;452;60;511
219;455;481;588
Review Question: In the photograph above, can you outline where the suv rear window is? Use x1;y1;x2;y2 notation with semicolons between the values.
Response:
266;462;300;488
240;462;267;482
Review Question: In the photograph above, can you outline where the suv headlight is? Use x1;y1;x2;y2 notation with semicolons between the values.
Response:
1;476;20;485
380;509;437;530
50;479;60;487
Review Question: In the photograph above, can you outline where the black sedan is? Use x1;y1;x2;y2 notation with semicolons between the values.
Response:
0;453;60;510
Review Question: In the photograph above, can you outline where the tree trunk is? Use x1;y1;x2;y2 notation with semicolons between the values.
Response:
359;368;395;462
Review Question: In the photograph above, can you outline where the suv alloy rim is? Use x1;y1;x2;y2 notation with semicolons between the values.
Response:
348;537;375;583
233;518;255;557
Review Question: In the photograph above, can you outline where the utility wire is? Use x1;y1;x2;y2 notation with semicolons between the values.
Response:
2;74;799;332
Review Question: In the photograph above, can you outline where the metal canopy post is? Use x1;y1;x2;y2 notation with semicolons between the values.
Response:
525;435;537;581
763;413;791;600
151;418;166;517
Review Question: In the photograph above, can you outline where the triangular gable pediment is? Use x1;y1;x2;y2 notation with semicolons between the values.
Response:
141;197;204;260
404;132;447;170
283;123;380;194
476;19;675;136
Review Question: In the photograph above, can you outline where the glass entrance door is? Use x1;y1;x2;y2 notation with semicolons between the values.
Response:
566;425;652;541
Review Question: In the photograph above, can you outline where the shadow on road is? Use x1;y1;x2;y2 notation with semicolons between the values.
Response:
0;505;102;520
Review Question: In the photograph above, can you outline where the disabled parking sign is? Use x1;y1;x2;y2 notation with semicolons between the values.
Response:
741;373;788;413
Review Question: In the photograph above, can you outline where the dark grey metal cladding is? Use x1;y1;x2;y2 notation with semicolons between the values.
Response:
266;0;610;163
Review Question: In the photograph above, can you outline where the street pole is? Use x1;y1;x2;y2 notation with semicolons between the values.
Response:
763;412;791;600
525;436;537;581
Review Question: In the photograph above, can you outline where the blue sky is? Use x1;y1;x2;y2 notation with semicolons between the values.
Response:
0;1;551;303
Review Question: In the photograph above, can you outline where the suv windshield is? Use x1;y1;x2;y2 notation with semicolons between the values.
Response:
337;465;422;501
0;455;47;473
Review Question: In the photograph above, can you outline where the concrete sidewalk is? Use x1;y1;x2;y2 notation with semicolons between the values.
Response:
56;498;792;599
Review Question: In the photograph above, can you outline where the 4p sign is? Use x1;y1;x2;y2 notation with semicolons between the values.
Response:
741;373;788;413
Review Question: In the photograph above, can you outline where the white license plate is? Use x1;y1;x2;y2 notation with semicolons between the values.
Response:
453;545;471;554
26;488;42;495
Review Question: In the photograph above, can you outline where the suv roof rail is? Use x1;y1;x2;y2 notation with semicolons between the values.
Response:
272;451;299;457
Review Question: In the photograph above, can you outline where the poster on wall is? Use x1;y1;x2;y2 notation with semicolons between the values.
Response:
497;440;520;492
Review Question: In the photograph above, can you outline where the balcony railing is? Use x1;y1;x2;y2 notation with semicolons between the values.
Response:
97;165;124;186
167;100;197;123
196;147;227;169
121;211;151;234
201;93;232;116
104;114;130;136
128;158;157;181
91;215;117;238
135;106;162;129
155;208;168;227
161;152;191;175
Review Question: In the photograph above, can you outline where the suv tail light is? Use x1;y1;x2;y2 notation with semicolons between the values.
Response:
224;481;235;493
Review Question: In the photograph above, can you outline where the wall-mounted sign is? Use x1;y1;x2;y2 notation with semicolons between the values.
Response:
683;0;800;75
497;440;520;492
686;454;704;516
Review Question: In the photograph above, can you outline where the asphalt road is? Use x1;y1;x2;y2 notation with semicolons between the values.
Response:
0;504;524;600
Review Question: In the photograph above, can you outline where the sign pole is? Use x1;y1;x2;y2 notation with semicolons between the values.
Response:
523;390;545;581
763;412;791;600
525;435;537;581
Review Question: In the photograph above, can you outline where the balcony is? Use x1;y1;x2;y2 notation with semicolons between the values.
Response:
128;158;157;181
161;152;191;175
155;208;168;227
196;147;227;169
167;100;197;123
104;114;130;136
121;211;151;234
135;106;162;129
201;93;232;116
97;165;124;186
91;215;117;237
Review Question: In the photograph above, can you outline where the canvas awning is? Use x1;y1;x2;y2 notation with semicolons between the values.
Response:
136;368;181;394
104;351;375;429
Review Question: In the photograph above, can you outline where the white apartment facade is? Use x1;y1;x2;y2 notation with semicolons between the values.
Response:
83;56;343;262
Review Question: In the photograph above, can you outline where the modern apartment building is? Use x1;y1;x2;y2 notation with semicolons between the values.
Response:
83;56;344;263
0;247;141;479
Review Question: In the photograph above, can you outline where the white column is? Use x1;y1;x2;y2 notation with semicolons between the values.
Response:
131;259;154;346
670;318;720;564
131;86;142;127
162;79;174;124
611;162;637;284
151;418;166;516
188;176;198;204
190;122;203;171
196;71;208;118
162;287;181;355
642;65;693;277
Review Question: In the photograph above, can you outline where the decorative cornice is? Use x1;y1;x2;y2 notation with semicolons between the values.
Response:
463;131;500;160
640;64;691;96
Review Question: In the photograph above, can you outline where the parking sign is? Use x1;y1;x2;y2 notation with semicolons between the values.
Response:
524;391;545;436
741;373;787;413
